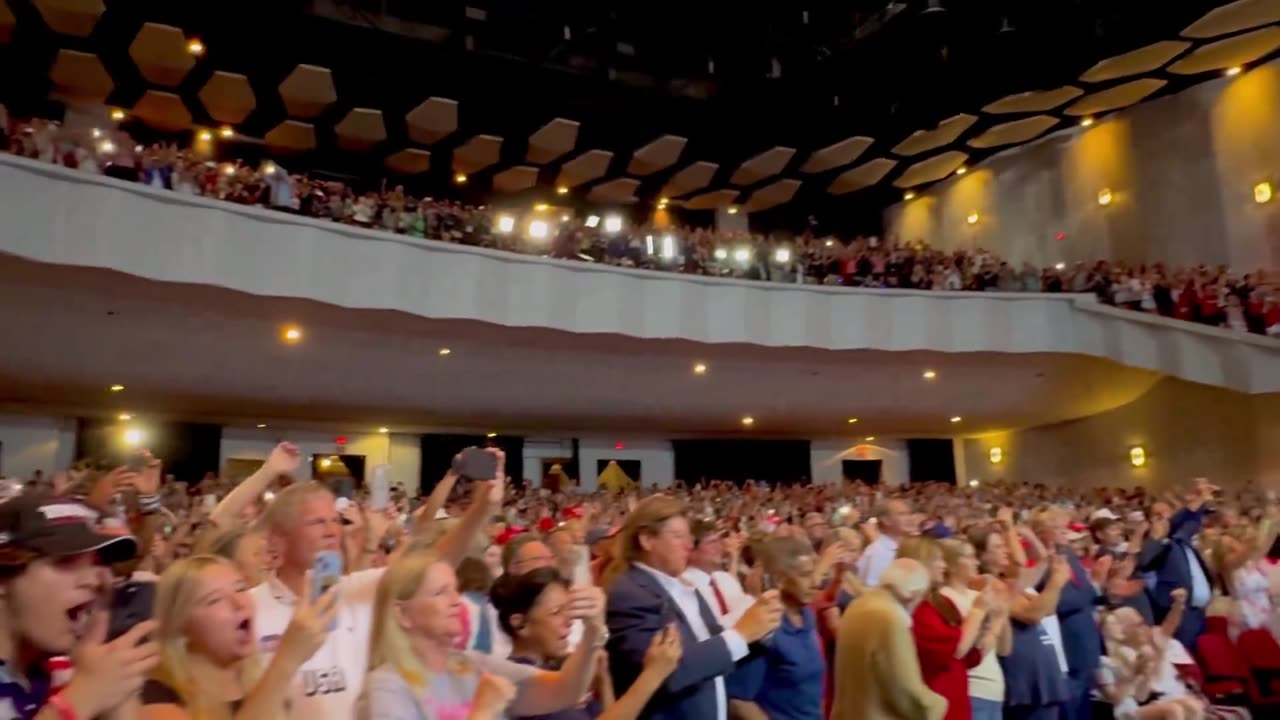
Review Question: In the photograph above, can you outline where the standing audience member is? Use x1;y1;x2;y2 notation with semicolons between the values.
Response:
1033;509;1103;720
857;499;914;586
831;558;947;720
684;520;751;626
1140;480;1216;650
938;539;1012;720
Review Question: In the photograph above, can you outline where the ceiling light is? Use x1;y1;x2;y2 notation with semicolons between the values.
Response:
556;186;569;195
91;128;102;139
454;173;468;185
955;166;967;176
528;220;549;239
219;126;235;139
438;347;451;356
109;384;125;392
109;108;126;122
824;239;834;247
921;0;946;14
1097;188;1114;206
865;436;876;442
1226;66;1243;77
496;215;515;233
123;428;144;447
966;211;980;225
196;129;213;143
922;370;937;380
604;215;623;233
585;215;601;228
904;190;917;200
659;196;670;205
533;202;550;212
1255;182;1273;204
186;38;205;56
1055;262;1067;271
950;416;963;423
1080;117;1095;128
281;325;303;343
486;432;498;438
847;418;858;424
256;424;267;428
693;362;708;375
726;206;740;215
117;413;132;421
377;427;389;434
741;416;754;426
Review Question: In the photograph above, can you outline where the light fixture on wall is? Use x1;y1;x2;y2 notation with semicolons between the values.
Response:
1255;182;1273;204
1129;445;1147;468
1097;188;1114;206
966;211;979;225
989;446;1003;464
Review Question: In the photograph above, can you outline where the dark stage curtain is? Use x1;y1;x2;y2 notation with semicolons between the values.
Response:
74;418;221;484
671;439;811;486
906;438;957;484
418;434;524;497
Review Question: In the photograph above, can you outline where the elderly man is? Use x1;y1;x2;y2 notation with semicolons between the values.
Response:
831;558;946;720
856;499;914;586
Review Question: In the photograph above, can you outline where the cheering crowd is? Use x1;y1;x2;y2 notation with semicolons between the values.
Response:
4;115;1278;338
3;443;1279;720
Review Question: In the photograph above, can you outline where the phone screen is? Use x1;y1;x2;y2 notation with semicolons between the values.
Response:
311;551;343;631
107;581;156;642
370;465;391;511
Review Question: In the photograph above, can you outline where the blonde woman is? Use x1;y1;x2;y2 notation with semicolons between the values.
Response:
140;555;337;720
360;548;608;720
938;538;1013;720
194;526;274;587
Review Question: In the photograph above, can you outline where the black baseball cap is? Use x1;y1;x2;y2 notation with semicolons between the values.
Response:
0;493;138;564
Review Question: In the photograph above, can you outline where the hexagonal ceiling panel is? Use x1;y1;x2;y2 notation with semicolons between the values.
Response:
453;134;503;175
800;137;873;174
264;120;316;153
659;161;719;198
743;179;802;212
334;108;386;151
492;166;539;193
32;0;104;38
982;86;1083;114
587;178;641;204
128;22;196;87
1064;78;1168;116
892;114;977;156
0;1;16;45
384;148;430;175
627;135;687;176
555;150;613;188
48;49;112;104
827;159;898;194
894;151;968;188
1168;26;1280;75
729;146;796;185
278;64;337;119
1078;41;1191;83
198;71;256;125
132;90;192;133
526;118;579;164
968;116;1060;149
683;188;740;210
1183;0;1280;39
405;97;458;145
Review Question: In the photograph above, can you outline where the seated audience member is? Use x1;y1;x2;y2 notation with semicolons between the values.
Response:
490;567;684;720
684;519;751;625
602;495;782;720
359;548;607;720
0;493;158;720
831;557;947;720
728;536;827;720
896;537;1006;720
1095;590;1206;720
938;539;1013;720
139;554;337;718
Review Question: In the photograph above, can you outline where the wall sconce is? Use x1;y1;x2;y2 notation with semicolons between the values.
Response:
1129;446;1146;468
1255;182;1273;204
1097;188;1114;206
988;447;1003;464
966;211;980;225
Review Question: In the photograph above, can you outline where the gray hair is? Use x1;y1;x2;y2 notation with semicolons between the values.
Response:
879;558;929;602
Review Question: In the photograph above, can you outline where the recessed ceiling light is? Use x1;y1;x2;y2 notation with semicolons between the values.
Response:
377;427;389;433
556;186;569;195
281;325;303;343
117;413;132;421
955;166;967;176
486;432;497;438
741;416;754;426
256;424;267;428
923;370;937;380
438;347;452;356
693;362;708;375
950;416;963;423
1080;117;1095;128
186;38;205;56
454;173;468;185
1226;66;1243;77
904;190;917;200
865;436;876;442
847;418;859;424
108;384;125;392
727;206;740;215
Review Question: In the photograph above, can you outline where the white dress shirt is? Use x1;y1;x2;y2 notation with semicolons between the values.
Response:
857;534;901;587
636;563;748;720
685;566;753;626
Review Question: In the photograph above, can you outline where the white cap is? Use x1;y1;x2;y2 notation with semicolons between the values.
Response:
1090;508;1120;521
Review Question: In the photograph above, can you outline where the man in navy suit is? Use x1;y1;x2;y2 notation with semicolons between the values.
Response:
604;495;782;720
1035;508;1103;720
1139;481;1216;650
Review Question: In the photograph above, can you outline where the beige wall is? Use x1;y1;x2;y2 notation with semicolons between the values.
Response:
887;59;1280;273
961;378;1280;492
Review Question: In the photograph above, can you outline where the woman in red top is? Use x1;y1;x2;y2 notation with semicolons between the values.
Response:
897;537;1005;720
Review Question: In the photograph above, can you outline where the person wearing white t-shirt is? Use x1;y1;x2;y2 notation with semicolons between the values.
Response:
251;451;505;720
939;541;1012;720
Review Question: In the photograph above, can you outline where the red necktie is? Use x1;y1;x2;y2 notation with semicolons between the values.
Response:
709;576;730;616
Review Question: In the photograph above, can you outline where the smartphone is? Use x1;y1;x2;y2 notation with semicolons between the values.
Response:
311;551;342;631
370;465;391;511
331;477;355;501
202;494;218;513
453;447;498;481
107;581;156;642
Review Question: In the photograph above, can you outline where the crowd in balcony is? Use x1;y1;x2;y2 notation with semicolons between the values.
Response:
4;114;1278;338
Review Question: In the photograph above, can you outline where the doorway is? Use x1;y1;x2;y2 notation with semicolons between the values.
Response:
842;459;882;485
